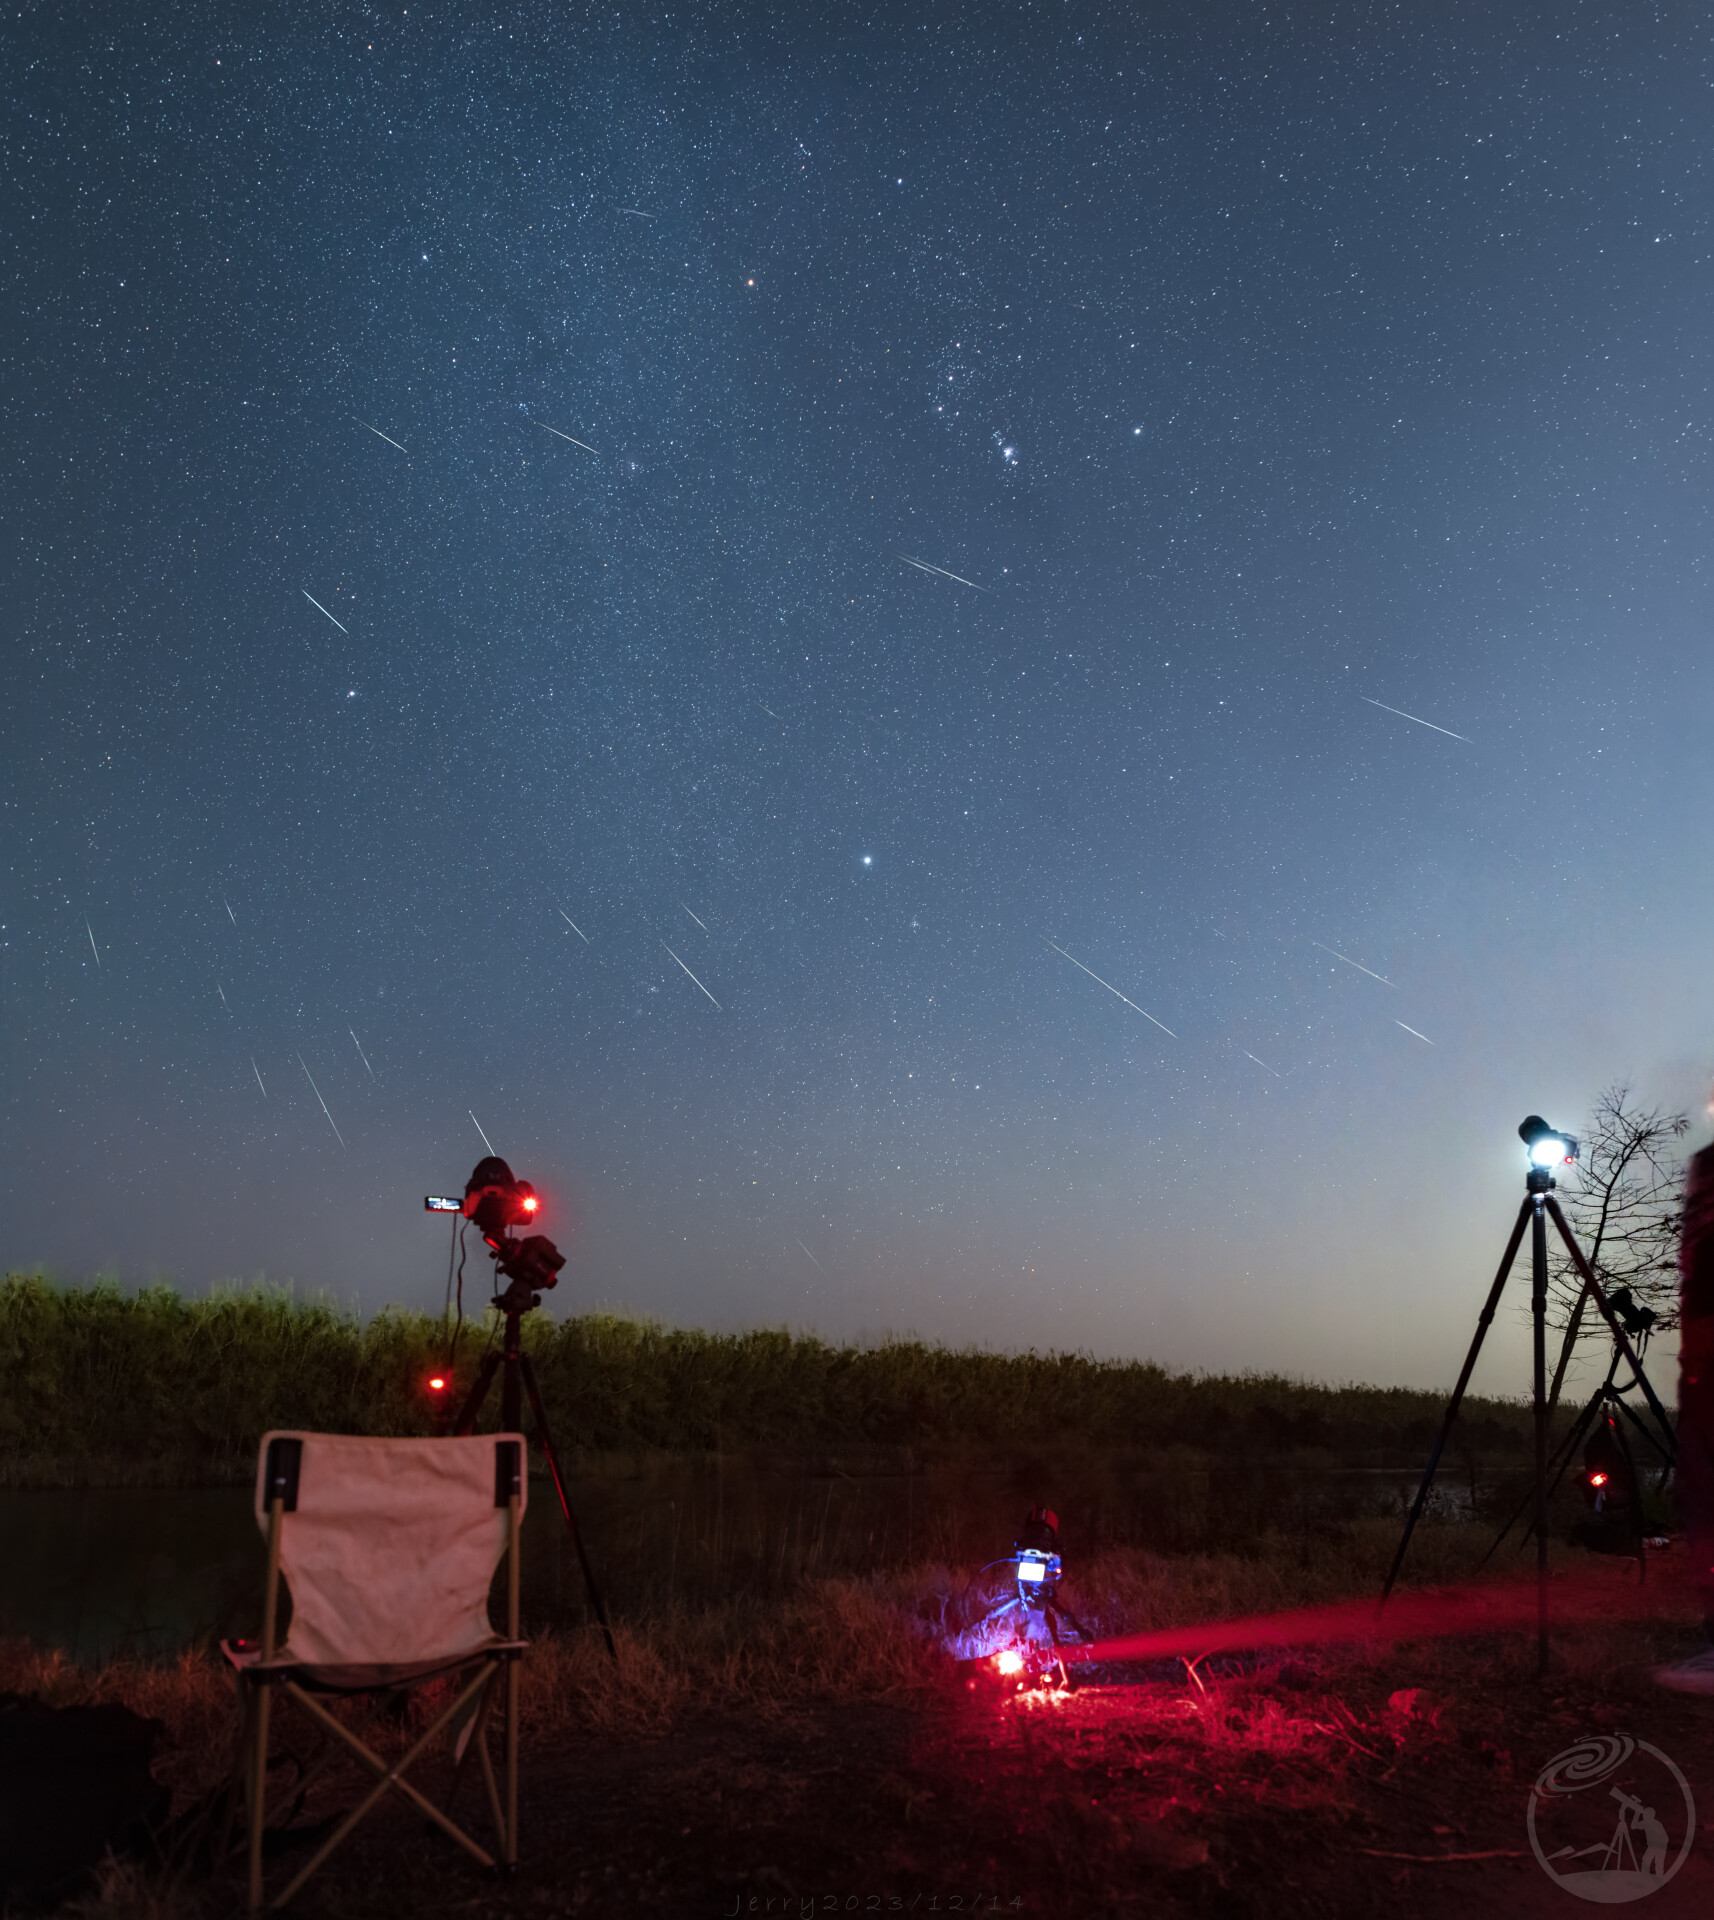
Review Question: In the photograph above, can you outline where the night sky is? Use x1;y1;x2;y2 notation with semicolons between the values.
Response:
7;4;1712;1393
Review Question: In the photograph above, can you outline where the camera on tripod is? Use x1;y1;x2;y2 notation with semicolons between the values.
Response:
427;1156;566;1310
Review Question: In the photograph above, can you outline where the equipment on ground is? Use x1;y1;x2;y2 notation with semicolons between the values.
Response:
972;1506;1096;1687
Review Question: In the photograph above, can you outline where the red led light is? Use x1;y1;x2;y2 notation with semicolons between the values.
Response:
995;1649;1024;1675
523;1196;538;1213
1589;1471;1608;1487
427;1375;448;1392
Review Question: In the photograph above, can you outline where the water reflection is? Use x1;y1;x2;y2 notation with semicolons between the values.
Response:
0;1448;1491;1662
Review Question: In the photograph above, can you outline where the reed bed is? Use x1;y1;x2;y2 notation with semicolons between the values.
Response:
1;1274;1541;1486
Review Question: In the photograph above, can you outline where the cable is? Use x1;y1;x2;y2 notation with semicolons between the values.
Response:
447;1219;469;1370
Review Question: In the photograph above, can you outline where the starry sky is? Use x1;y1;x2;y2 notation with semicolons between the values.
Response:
6;3;1713;1392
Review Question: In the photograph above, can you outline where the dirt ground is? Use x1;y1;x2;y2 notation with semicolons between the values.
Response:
80;1608;1713;1920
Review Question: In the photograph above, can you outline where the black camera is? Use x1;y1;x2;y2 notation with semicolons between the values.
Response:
426;1156;566;1307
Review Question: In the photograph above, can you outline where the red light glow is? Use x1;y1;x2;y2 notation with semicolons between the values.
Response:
522;1196;539;1213
1590;1471;1608;1487
427;1375;448;1392
995;1649;1025;1675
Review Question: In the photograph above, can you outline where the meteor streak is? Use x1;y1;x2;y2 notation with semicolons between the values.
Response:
661;940;722;1010
298;1053;345;1148
1311;941;1395;987
1394;1021;1435;1045
896;552;992;593
1360;697;1471;743
355;419;407;453
795;1239;825;1273
1242;1051;1281;1077
1043;939;1177;1037
222;894;237;927
470;1112;496;1155
85;918;101;970
301;590;349;634
620;208;656;219
217;981;231;1014
536;422;600;455
680;902;709;933
252;1057;266;1097
350;1028;375;1079
558;907;590;944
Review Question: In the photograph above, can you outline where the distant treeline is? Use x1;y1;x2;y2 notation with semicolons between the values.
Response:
0;1274;1542;1483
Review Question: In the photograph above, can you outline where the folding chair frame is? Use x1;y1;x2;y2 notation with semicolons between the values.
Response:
232;1436;526;1913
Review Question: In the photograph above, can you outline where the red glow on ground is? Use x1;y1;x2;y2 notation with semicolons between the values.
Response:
1061;1568;1683;1669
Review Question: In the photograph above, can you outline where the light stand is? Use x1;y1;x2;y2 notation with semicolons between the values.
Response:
1381;1118;1677;1675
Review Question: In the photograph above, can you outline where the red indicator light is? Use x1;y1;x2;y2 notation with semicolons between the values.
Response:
1589;1471;1608;1487
427;1375;448;1392
523;1196;539;1213
995;1649;1024;1675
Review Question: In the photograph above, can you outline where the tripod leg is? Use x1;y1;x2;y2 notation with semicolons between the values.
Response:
1053;1603;1096;1644
1611;1391;1676;1467
1605;1405;1648;1580
1545;1199;1678;1456
1490;1388;1604;1562
451;1352;502;1438
1547;1276;1594;1417
518;1354;619;1665
1382;1197;1532;1602
1532;1195;1550;1676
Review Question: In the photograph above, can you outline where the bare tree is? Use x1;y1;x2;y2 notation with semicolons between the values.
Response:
1544;1083;1689;1411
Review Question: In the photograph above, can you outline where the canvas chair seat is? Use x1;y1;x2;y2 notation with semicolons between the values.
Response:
222;1641;526;1694
225;1430;529;1912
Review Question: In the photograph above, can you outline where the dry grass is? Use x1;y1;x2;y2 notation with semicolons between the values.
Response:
9;1519;1706;1920
0;1517;1551;1777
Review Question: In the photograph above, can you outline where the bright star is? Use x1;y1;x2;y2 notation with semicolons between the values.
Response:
862;855;873;867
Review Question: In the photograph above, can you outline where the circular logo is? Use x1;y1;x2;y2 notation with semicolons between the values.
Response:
1527;1734;1696;1902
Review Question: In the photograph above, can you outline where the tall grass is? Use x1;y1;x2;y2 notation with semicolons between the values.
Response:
0;1273;1542;1484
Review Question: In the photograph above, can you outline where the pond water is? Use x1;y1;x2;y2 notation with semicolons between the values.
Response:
0;1450;1491;1662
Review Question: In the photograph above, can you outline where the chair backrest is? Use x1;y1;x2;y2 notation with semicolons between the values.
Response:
252;1431;528;1666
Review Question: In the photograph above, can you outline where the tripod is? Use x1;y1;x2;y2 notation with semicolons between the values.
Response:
449;1272;619;1665
975;1581;1096;1654
1382;1152;1676;1674
1483;1332;1675;1573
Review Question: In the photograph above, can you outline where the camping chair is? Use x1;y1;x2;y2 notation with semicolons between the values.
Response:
222;1430;528;1912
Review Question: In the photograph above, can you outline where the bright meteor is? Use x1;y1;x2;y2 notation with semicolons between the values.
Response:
1361;696;1471;743
661;940;722;1010
1311;941;1396;987
355;419;407;452
301;590;348;634
297;1053;345;1148
1043;939;1177;1037
536;422;600;455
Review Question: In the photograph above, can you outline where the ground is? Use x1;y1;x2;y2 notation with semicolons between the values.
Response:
42;1580;1714;1920
20;1543;1712;1920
